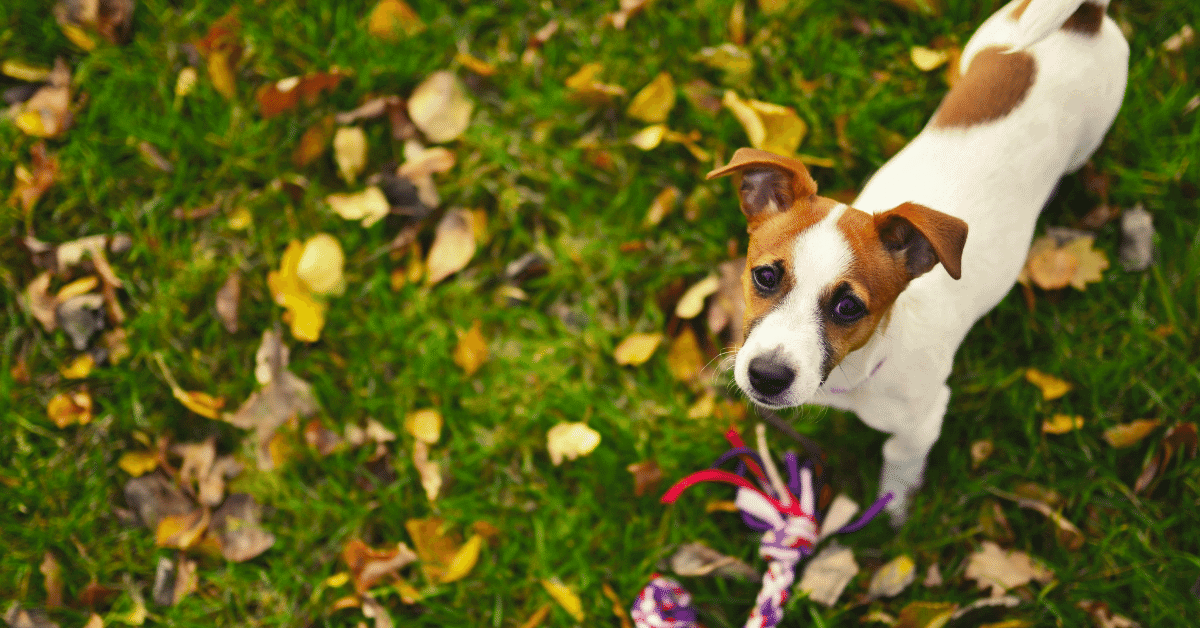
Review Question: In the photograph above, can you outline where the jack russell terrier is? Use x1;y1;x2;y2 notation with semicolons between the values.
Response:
708;0;1128;523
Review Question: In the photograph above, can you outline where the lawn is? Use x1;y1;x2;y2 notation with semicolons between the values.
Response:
2;0;1198;626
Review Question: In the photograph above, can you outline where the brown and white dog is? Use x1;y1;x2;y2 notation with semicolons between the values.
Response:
708;0;1128;523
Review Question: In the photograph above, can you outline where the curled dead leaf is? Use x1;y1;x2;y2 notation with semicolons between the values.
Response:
408;71;473;143
627;72;676;123
546;422;600;465
541;578;585;622
798;544;859;606
453;320;489;376
1103;419;1161;448
614;332;663;366
426;208;477;284
964;541;1053;596
1025;368;1072;400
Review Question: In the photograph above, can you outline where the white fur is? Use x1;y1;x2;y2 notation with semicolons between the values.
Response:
739;0;1129;523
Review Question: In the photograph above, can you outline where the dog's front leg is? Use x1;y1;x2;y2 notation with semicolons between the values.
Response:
859;383;951;526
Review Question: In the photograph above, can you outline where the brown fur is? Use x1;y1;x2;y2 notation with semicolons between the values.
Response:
931;46;1036;128
1009;0;1033;20
1062;2;1104;35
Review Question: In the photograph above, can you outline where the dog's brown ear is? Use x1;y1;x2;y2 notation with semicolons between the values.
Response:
873;202;969;280
706;148;818;221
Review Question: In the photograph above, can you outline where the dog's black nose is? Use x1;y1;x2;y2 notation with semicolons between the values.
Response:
748;357;794;396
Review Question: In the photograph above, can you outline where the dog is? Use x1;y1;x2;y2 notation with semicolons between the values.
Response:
707;0;1128;523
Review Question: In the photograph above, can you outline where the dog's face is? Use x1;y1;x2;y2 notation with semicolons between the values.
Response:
708;148;968;408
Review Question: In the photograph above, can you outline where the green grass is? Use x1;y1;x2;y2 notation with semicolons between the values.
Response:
3;0;1198;626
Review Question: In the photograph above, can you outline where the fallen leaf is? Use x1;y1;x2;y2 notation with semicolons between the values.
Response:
215;270;240;333
601;583;634;628
408;71;473;143
626;460;663;497
175;66;198;97
546;422;601;466
342;538;419;593
14;58;72;138
1042;414;1084;434
565;63;626;104
426;208;477;284
1135;422;1198;493
2;59;51;81
801;542;859;607
1024;368;1072;400
57;293;107;350
47;389;93;428
54;0;135;45
540;579;585;622
630;124;667;150
895;601;956;628
440;534;483;583
453;320;489;376
256;70;347;118
155;508;209;550
327;187;391;228
118;450;159;477
614;332;663;366
1078;600;1143;628
12;142;58;214
1063;236;1109;290
644;186;680;226
911;46;950;71
267;241;328;342
1023;236;1077;289
971;439;994;469
405;518;462;582
1162;24;1195;52
669;542;757;579
869;554;917;599
211;493;275;562
413;440;443;500
59;354;94;379
666;327;704;382
627;72;676;123
367;0;425;40
607;0;652;29
964;541;1053;596
1103;419;1160;448
924;563;944;588
405;409;443;444
333;126;368;183
297;233;346;296
686;389;715;419
303;419;344;456
123;473;194;529
675;275;720;319
695;44;754;83
294;114;336;167
722;90;808;156
3;604;60;628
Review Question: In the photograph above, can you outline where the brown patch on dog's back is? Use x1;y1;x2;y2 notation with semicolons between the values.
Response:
1062;2;1104;35
1009;0;1033;20
931;46;1036;128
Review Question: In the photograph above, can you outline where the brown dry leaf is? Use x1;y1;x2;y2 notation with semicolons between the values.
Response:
155;508;210;550
614;332;663;366
682;79;723;116
405;409;443;444
14;58;72;138
1024;368;1072;401
1023;237;1077;290
1162;24;1195;52
408;71;473;143
342;538;419;593
405;518;462;582
666;328;704;382
215;270;240;333
627;72;676;123
211;493;275;562
333;126;368;183
303;419;344;456
12;142;59;214
565;63;626;104
194;12;242;100
256;71;349;119
541;579;585;622
910;46;950;71
546;422;601;466
294;114;336;167
40;552;63;608
971;439;994;469
608;0;653;29
224;329;320;469
1103;419;1161;448
895;601;957;628
54;0;135;46
123;473;194;529
695;44;754;83
174;438;216;497
47;389;93;428
644;186;680;226
327;187;390;228
426;208;477;284
1078;600;1143;628
868;555;917;599
1135;422;1198;493
1063;236;1109;290
669;542;757;579
675;275;720;319
626;460;663;497
367;0;425;40
413;440;443;501
1042;414;1084;435
964;541;1054;596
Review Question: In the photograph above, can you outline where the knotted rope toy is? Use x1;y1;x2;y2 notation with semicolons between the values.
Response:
631;423;892;628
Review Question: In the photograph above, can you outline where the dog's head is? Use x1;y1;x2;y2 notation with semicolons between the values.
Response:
708;148;968;408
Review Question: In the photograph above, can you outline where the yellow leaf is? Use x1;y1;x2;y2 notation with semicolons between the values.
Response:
175;67;198;97
326;187;390;227
546;422;601;466
453;320;489;376
750;99;807;156
268;240;328;342
413;440;442;500
440;534;483;583
644;186;680;226
333;126;368;184
2;60;52;82
517;604;553;628
426;209;477;284
729;1;746;44
117;450;159;477
60;354;95;379
675;275;720;319
602;583;634;628
1103;419;1161;448
174;389;225;419
911;46;951;71
367;0;426;41
324;572;350;588
666;328;704;382
630;124;667;150
47;390;93;428
722;90;765;149
15;110;49;137
541;578;585;621
60;23;97;51
695;44;754;81
1042;414;1084;434
207;49;237;100
408;71;473;143
56;276;99;300
868;554;916;598
296;233;346;296
627;72;676;123
1024;369;1072;401
614;332;663;366
687;390;716;419
565;63;626;104
405;409;443;444
155;510;209;550
1063;236;1109;290
455;51;497;76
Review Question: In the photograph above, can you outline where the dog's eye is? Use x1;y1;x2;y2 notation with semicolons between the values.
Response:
830;295;867;324
751;264;782;293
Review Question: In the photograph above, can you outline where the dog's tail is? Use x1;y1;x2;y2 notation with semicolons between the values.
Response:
1007;0;1112;51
